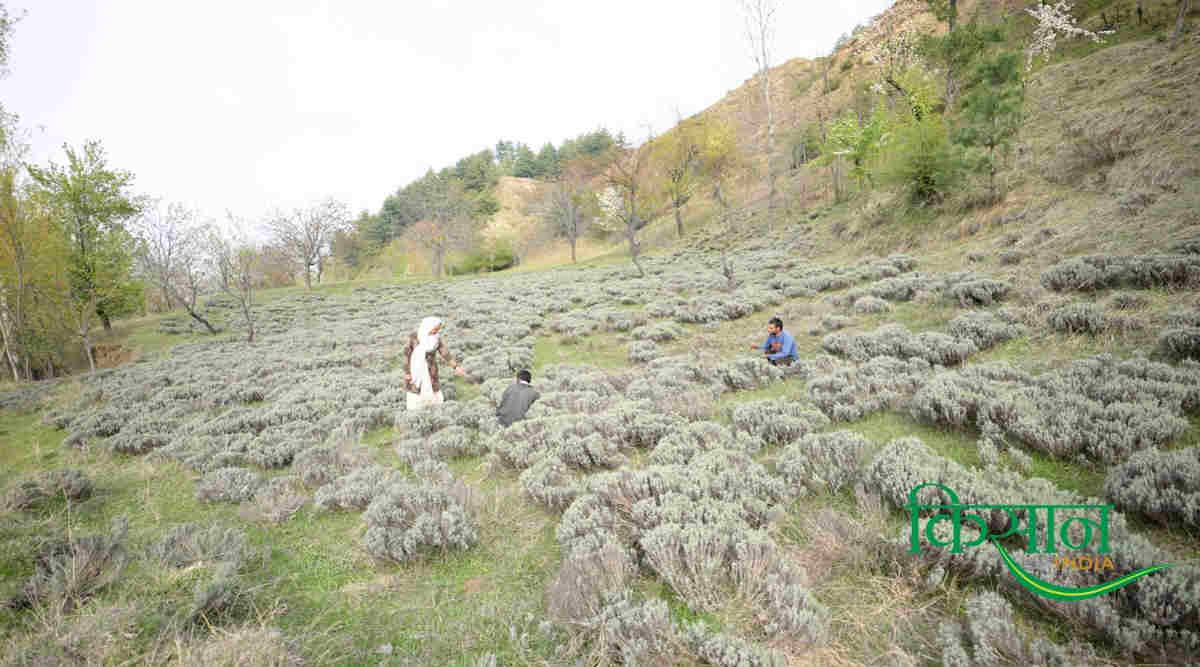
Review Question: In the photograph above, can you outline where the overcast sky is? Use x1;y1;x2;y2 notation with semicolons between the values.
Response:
4;0;894;223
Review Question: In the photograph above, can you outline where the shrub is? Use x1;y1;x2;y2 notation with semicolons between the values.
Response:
292;441;372;488
362;482;478;564
628;341;661;364
1104;447;1200;529
982;384;1188;462
822;324;977;365
630;322;683;342
152;523;250;568
1047;303;1108;334
884;114;963;205
520;456;581;510
936;592;1080;666
947;311;1027;350
650;422;754;466
1172;237;1200;255
196;467;263;503
1040;258;1105;291
909;363;1028;429
711;357;785;392
3;468;93;511
776;430;872;495
730;399;831;447
1109;292;1149;310
639;523;829;644
996;250;1024;266
175;626;305;667
314;465;403;511
809;356;931;422
23;517;128;612
946;279;1010;307
1159;328;1200;360
822;315;853;331
1166;311;1200;328
1061;118;1135;170
547;540;635;629
188;560;244;623
853;296;891;314
1041;254;1200;292
243;475;308;523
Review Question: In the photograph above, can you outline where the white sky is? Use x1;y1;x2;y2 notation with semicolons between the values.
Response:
3;0;894;223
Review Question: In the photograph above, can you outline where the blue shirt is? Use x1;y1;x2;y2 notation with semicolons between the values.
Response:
760;330;797;361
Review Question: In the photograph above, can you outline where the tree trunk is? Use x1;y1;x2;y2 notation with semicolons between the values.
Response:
1138;0;1144;25
674;205;685;238
1175;0;1190;42
763;68;777;229
185;307;219;334
243;303;255;343
949;0;958;31
629;240;646;277
569;234;577;263
1;338;18;381
434;248;444;279
98;306;112;332
82;333;95;373
303;263;312;289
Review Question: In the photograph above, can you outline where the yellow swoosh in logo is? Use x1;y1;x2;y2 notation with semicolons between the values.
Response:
991;539;1174;601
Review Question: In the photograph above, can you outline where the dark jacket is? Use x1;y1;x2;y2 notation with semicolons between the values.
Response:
497;381;539;427
402;333;457;394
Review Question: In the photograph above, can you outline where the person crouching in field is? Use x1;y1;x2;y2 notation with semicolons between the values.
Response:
404;316;466;411
497;369;539;427
749;316;798;366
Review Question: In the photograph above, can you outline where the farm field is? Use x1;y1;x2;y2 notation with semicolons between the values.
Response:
2;237;1199;666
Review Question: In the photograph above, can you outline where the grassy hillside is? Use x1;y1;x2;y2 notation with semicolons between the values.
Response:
2;1;1200;665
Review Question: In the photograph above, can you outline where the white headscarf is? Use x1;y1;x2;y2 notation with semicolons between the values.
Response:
410;316;441;397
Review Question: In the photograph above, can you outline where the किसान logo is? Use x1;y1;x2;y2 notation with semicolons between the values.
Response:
906;482;1174;601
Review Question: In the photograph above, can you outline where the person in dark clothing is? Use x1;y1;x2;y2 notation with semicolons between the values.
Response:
497;369;539;427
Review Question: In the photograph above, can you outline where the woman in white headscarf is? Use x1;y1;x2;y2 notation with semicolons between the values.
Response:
403;316;466;411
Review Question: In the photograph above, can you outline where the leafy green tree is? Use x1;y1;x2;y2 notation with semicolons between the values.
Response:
408;172;475;278
819;109;889;194
651;119;703;239
884;113;963;206
28;140;144;333
598;140;660;278
918;19;1002;107
955;51;1025;201
495;140;517;173
787;125;822;169
535;142;560;180
512;144;539;178
454;149;497;193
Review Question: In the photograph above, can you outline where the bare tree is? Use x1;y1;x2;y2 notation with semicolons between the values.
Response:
598;141;660;278
208;220;258;343
409;175;475;278
742;0;779;228
265;198;349;289
133;201;219;334
537;156;602;263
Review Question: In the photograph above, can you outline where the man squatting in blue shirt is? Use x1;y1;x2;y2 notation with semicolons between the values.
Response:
749;316;798;366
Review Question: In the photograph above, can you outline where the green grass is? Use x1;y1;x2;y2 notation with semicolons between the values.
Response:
0;402;565;665
533;332;631;370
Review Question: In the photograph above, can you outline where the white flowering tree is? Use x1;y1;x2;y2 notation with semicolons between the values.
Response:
1024;1;1103;71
